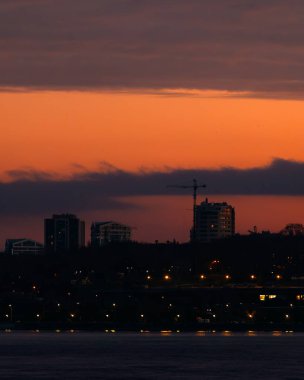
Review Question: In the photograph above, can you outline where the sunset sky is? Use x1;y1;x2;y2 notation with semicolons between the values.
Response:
1;0;304;246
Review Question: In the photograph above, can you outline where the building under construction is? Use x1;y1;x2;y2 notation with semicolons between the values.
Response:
191;199;235;242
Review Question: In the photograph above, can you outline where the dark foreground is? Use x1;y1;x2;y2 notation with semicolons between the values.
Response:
0;332;303;379
2;236;304;328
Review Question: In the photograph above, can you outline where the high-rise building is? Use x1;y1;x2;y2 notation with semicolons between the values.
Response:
91;221;132;247
191;199;235;242
44;214;85;253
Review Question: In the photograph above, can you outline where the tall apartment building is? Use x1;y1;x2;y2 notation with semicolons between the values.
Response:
44;214;85;253
191;199;235;242
91;221;132;247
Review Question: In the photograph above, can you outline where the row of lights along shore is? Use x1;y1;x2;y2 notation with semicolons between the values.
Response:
157;274;283;281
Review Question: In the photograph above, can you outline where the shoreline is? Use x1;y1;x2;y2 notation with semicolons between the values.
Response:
1;322;304;333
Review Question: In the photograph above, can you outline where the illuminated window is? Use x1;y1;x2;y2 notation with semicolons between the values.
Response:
260;294;277;301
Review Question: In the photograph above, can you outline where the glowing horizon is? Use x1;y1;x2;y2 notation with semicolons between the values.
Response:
2;0;304;245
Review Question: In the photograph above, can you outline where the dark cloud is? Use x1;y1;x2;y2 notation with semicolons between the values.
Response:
1;0;304;96
1;158;304;217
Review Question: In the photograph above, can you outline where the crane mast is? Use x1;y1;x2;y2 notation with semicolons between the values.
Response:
167;179;206;242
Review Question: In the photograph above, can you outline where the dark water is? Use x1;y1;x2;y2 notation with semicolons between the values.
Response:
0;331;303;379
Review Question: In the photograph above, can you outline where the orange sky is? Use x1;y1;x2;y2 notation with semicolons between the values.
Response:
1;91;304;177
1;90;304;245
2;1;304;247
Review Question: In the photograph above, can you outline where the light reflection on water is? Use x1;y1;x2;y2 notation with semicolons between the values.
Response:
7;329;299;337
2;329;299;337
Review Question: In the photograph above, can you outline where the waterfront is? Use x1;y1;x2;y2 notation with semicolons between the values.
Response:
0;332;303;379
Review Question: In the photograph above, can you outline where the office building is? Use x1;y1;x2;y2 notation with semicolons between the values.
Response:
191;199;235;242
44;214;85;253
91;221;132;246
5;238;44;255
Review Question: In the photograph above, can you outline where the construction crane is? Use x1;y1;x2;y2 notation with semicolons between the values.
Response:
167;179;206;241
